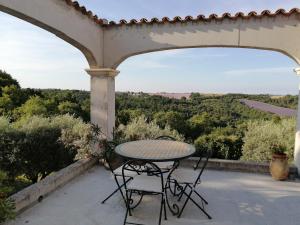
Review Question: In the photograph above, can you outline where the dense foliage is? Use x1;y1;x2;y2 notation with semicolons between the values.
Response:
0;115;95;184
118;115;184;141
115;92;295;158
0;71;297;163
241;118;295;162
0;171;15;223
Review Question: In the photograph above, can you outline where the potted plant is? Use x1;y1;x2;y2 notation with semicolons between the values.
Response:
269;143;289;181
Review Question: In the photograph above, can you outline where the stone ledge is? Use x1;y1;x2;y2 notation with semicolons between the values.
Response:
182;158;298;178
10;157;98;214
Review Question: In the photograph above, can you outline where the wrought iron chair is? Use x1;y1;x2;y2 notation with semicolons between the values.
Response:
154;136;176;170
101;148;136;204
122;160;167;225
170;150;212;219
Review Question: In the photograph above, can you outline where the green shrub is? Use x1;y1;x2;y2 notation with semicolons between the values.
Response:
0;117;11;132
17;127;75;183
0;115;94;183
241;118;295;162
195;127;243;160
118;115;184;141
0;129;23;180
154;111;187;133
15;96;47;118
187;113;214;139
53;115;95;159
0;171;15;223
117;109;143;126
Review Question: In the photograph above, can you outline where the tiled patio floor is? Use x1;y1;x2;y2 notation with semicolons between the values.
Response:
7;165;300;225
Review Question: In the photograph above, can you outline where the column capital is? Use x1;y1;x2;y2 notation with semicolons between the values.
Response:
85;68;119;78
294;68;300;76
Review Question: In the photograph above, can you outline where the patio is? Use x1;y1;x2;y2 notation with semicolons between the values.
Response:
7;165;300;225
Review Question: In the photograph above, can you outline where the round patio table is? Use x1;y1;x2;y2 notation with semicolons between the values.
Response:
115;139;195;162
115;140;195;217
115;140;196;216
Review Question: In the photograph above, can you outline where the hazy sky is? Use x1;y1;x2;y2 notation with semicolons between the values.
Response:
1;0;300;94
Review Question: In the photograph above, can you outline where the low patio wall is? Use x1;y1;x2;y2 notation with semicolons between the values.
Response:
10;157;98;214
181;158;298;178
10;157;298;215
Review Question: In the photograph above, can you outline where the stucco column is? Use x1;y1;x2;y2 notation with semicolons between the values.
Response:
294;68;300;171
86;68;119;140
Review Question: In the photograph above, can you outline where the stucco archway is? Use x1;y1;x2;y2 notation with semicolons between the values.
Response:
103;11;300;69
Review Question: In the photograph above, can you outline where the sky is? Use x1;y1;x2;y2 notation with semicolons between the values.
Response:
1;0;300;94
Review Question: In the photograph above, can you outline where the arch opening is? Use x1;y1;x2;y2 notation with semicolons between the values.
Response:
0;2;99;68
117;47;298;95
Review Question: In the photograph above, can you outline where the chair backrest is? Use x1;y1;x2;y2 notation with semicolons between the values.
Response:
193;150;212;187
122;160;165;192
155;135;176;141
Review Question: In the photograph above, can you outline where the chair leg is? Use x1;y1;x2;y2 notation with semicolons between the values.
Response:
177;189;193;218
102;182;124;204
178;184;187;202
194;189;208;205
102;176;131;204
123;198;129;225
163;197;167;220
185;191;212;220
128;190;133;216
158;194;164;225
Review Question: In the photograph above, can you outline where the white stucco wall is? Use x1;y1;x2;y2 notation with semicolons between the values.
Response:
104;14;300;68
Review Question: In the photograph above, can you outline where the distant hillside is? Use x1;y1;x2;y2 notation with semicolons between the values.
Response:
240;99;297;117
148;92;191;99
148;92;224;99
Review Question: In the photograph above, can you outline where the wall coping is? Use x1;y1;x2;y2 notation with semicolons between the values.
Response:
9;157;98;214
182;158;298;178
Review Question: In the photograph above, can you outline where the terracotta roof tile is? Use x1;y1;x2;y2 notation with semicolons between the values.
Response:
62;2;300;28
63;0;104;25
104;8;300;27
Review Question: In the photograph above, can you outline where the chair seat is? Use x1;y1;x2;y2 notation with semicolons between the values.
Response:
171;168;199;184
113;166;137;177
154;161;174;170
127;174;164;193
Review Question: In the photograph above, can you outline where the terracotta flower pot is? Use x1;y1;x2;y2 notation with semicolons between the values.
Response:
269;153;289;181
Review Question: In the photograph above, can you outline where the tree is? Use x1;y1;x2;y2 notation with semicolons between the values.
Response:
187;113;213;139
0;85;23;116
154;111;186;134
16;96;47;118
58;101;81;116
117;109;143;125
0;70;20;93
118;115;184;141
80;99;90;121
195;127;243;160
